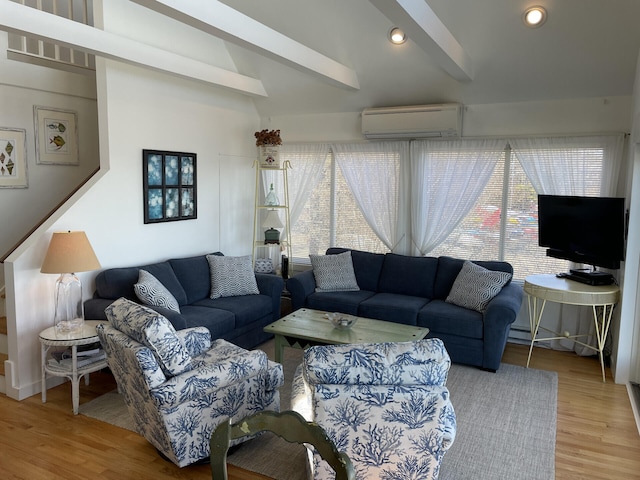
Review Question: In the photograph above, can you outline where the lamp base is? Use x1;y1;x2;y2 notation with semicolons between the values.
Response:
53;273;85;333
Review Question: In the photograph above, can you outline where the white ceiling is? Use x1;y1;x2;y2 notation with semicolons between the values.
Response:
211;0;640;117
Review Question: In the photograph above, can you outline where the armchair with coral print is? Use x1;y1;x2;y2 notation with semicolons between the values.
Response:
96;297;283;467
291;338;456;480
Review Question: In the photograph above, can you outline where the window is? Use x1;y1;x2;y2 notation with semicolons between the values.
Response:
289;137;617;280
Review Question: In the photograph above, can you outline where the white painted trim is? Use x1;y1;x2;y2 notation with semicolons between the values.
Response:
0;0;267;97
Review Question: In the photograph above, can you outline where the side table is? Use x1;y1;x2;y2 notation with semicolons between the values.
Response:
39;320;108;415
524;274;620;382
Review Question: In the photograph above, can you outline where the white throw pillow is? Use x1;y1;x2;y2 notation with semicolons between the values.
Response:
207;254;260;299
134;269;181;313
310;251;360;292
446;260;512;312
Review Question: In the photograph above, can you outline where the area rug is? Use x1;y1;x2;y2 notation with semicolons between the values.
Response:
80;342;557;480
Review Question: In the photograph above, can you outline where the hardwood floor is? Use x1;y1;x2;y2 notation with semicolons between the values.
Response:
1;343;638;479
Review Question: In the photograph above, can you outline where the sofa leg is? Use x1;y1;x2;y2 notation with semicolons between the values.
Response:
481;367;497;373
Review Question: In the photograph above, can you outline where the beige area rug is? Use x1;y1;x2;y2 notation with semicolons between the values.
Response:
80;341;558;480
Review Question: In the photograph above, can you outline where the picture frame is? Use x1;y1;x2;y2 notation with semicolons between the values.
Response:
34;106;79;165
0;127;28;188
143;149;197;224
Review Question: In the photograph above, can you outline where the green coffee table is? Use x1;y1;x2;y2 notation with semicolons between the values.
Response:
264;308;429;363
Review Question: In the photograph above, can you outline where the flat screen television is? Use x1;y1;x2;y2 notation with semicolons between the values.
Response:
538;194;625;270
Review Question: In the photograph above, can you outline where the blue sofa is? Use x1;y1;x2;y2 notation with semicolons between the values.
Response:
84;253;283;350
286;248;523;371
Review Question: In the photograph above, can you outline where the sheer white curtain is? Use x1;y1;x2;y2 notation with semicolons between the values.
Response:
410;138;504;255
510;134;626;354
332;142;407;251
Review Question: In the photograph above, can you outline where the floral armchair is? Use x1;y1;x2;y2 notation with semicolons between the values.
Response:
96;297;283;467
291;338;456;480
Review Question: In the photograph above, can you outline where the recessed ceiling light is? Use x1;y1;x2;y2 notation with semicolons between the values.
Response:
523;6;547;28
388;27;406;45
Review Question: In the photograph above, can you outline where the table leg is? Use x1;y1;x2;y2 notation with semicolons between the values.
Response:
274;334;286;363
41;343;47;404
592;304;615;383
71;345;79;415
526;295;547;368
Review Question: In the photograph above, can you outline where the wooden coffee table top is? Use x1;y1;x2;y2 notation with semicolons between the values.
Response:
264;308;429;345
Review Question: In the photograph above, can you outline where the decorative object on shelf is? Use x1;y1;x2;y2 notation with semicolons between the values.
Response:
143;149;197;223
40;231;101;333
255;129;282;168
0;127;28;188
263;210;283;244
34;106;79;165
254;258;274;274
264;182;279;206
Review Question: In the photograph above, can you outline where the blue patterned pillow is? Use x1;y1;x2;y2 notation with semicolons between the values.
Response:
310;251;359;292
446;260;512;312
206;254;260;299
134;269;181;312
105;297;192;377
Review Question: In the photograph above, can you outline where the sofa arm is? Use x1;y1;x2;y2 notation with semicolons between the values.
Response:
175;327;211;357
286;269;317;311
150;349;269;409
482;282;524;371
255;273;284;322
303;338;451;386
84;298;112;320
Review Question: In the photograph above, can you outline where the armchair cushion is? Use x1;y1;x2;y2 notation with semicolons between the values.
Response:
206;254;260;299
134;269;181;312
446;260;512;312
105;297;192;377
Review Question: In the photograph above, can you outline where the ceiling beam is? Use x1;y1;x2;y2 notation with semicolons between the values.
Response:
369;0;473;82
130;0;360;90
0;0;267;97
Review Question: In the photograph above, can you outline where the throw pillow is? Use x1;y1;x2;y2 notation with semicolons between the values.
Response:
134;269;181;313
309;251;360;292
207;254;260;299
105;297;192;377
446;260;512;312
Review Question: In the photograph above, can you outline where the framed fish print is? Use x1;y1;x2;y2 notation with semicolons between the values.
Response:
0;127;28;188
34;106;79;165
143;149;197;224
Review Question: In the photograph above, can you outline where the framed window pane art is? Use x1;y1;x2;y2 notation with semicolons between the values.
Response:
143;149;197;223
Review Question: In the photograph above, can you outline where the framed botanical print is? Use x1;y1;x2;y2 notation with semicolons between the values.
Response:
34;106;79;165
143;149;197;223
0;127;28;188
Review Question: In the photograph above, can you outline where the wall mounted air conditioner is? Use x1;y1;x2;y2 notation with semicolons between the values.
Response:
361;103;462;139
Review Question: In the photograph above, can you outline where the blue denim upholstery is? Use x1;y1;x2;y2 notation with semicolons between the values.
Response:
85;253;284;350
287;249;523;371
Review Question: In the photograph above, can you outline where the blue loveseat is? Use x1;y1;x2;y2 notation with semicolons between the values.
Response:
84;253;283;350
286;248;523;371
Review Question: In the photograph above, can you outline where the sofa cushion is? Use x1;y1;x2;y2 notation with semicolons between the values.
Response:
206;254;259;299
434;256;513;299
326;248;385;292
419;299;484;339
193;294;272;328
378;253;438;298
169;254;220;304
179;305;236;339
310;251;359;292
305;290;375;316
446;260;512;312
105;297;192;376
134;269;181;313
358;292;428;325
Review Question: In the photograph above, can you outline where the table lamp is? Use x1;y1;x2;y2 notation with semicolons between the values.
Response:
262;210;283;244
40;231;101;333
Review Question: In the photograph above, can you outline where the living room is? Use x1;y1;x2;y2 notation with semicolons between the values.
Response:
1;0;640;477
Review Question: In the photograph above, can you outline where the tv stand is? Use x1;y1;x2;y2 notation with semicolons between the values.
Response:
567;269;615;286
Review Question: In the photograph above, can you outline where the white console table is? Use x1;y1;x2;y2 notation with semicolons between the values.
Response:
524;274;620;382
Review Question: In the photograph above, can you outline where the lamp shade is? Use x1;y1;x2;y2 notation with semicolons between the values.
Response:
41;231;101;274
262;210;284;229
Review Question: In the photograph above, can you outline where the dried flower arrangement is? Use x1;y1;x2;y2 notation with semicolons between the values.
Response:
254;129;282;146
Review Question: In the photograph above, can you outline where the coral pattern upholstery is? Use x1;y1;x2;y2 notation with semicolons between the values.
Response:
96;297;284;467
292;338;456;480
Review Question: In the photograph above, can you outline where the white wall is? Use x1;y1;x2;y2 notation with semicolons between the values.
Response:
3;0;260;400
0;32;99;286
